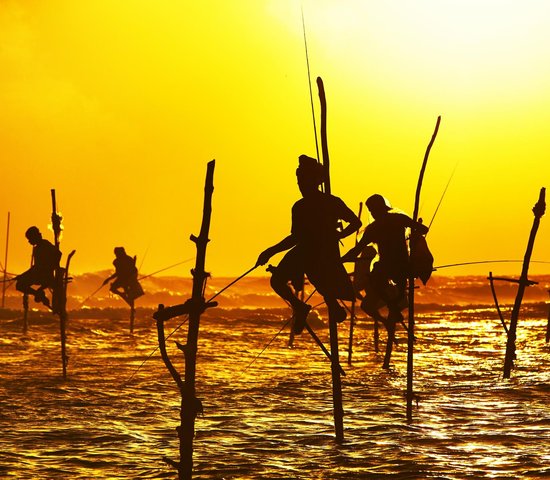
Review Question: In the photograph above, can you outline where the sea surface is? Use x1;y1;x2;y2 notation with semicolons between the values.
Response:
0;276;549;479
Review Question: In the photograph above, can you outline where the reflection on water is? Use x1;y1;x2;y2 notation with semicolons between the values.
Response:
0;305;549;479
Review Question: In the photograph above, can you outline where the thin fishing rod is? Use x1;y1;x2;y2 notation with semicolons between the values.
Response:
239;317;293;377
241;288;317;375
78;283;107;309
428;161;459;230
301;5;321;163
434;259;550;270
124;315;190;385
124;265;258;384
138;241;152;272
138;257;194;281
206;265;258;304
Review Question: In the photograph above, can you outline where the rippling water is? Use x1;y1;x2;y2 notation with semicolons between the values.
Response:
1;303;549;479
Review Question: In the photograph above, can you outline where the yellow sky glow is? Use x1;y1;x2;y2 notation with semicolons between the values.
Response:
0;0;549;280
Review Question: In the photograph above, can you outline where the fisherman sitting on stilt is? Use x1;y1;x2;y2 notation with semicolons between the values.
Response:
343;194;429;326
15;226;61;308
256;154;362;333
103;247;144;304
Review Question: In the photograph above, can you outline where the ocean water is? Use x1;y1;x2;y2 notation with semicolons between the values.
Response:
0;277;549;479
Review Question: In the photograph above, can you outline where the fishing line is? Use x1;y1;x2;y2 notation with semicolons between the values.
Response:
138;258;194;281
206;265;258;304
124;265;258;384
78;283;107;309
240;289;318;374
434;259;550;270
123;314;190;385
81;258;195;309
428;160;459;230
239;317;293;377
301;5;320;164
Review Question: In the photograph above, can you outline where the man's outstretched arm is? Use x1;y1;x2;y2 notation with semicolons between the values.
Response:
256;234;297;267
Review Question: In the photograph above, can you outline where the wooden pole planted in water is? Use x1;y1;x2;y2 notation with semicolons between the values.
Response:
2;212;10;308
51;189;75;378
317;76;344;442
155;159;217;479
22;293;29;334
503;188;546;378
348;202;362;365
407;116;441;421
130;299;135;333
546;289;550;343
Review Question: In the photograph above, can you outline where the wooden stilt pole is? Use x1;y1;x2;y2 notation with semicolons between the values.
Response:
407;116;441;422
22;293;29;334
546;289;550;343
2;212;10;308
373;319;380;353
347;297;356;365
51;189;74;379
347;203;363;365
155;160;217;479
503;188;545;378
130;299;135;333
317;76;344;443
382;322;395;369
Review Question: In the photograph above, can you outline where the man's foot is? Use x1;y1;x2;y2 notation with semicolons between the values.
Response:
293;302;311;334
330;303;347;324
34;290;51;308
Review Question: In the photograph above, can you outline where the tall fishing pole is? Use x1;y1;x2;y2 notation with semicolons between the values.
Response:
428;160;459;230
301;6;321;163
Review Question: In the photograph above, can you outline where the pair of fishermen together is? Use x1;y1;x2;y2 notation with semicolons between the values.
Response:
256;154;429;334
16;229;142;308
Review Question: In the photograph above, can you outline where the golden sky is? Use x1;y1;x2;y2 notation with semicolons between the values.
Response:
1;0;549;279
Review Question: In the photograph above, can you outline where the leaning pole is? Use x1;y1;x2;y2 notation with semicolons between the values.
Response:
503;188;546;378
407;116;441;422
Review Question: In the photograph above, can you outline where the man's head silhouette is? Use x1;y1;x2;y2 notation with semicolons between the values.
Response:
366;194;391;219
296;155;325;194
25;226;42;245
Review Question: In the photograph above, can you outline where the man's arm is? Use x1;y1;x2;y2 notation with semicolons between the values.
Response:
256;234;297;267
335;198;362;240
341;228;371;263
401;213;429;236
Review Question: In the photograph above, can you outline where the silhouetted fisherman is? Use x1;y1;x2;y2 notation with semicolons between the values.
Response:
15;226;61;308
343;194;428;325
103;247;144;304
256;155;361;333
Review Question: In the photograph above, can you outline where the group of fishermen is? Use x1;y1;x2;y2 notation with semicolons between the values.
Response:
256;154;430;337
13;154;430;340
15;230;143;311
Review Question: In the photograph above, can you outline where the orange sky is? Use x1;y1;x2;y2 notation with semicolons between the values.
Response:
1;0;549;280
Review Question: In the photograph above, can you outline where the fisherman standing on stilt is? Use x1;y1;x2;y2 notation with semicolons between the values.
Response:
343;194;429;326
15;226;61;308
103;247;144;304
256;155;361;333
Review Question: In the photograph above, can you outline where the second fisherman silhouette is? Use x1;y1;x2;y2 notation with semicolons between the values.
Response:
103;247;144;304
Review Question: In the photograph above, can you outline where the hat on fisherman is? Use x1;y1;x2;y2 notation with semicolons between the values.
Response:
366;194;391;212
297;154;325;186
